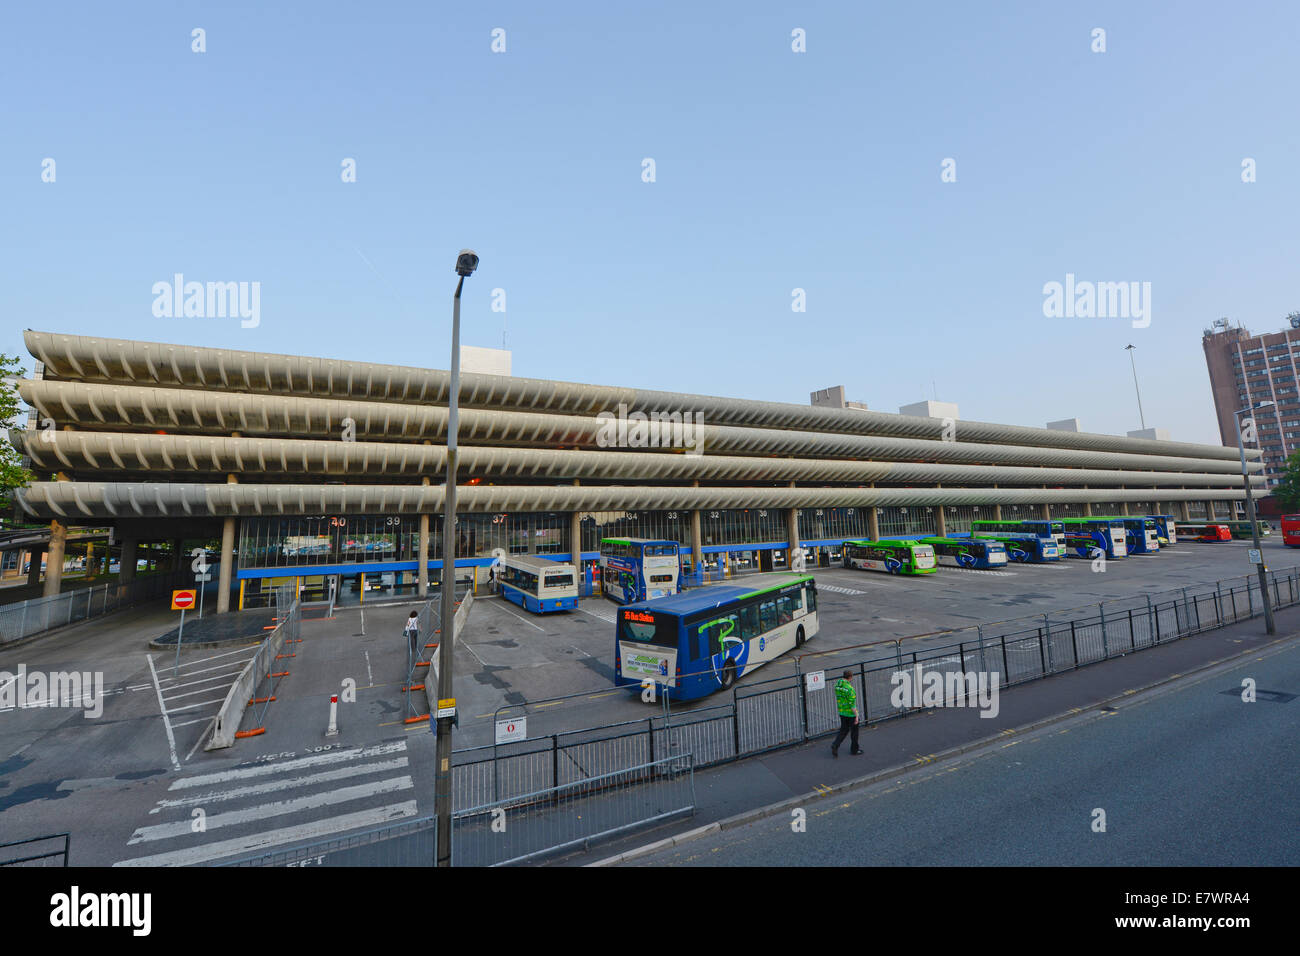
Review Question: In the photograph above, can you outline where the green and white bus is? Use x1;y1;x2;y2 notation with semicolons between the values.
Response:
842;540;937;575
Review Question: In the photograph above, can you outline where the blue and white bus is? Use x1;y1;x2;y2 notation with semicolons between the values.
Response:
600;537;681;605
881;535;1008;569
1101;516;1160;554
1058;518;1128;559
499;555;579;613
614;572;819;701
958;531;1061;563
1145;514;1177;546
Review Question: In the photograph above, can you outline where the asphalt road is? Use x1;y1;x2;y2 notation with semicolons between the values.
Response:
622;635;1300;866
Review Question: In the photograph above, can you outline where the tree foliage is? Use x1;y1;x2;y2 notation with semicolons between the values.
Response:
1270;450;1300;513
0;354;35;520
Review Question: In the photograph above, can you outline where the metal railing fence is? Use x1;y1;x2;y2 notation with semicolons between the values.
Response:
455;565;1300;807
0;833;70;866
452;754;696;867
0;571;191;645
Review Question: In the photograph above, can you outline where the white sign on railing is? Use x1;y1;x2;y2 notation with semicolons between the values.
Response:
805;670;825;692
495;717;527;744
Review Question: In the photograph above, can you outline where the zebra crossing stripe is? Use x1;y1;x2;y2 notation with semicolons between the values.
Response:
168;740;407;790
129;776;415;844
150;757;412;811
113;801;419;867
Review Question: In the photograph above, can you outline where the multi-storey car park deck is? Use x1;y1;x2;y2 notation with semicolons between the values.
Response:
7;329;1265;611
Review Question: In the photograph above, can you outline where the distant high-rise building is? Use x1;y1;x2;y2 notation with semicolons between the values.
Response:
1202;315;1300;488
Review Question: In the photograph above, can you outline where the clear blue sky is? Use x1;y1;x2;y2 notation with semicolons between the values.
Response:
4;1;1297;445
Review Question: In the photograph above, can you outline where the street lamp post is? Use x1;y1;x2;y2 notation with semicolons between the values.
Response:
1124;344;1146;431
1234;402;1275;636
435;249;478;867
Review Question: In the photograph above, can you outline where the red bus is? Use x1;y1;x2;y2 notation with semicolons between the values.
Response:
1177;522;1233;542
1281;515;1300;547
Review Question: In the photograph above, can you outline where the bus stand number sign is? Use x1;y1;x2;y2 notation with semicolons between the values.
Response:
805;670;825;692
1248;549;1262;565
171;590;197;611
495;717;527;745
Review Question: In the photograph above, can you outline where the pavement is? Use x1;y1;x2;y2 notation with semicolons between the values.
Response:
605;634;1300;866
553;603;1300;866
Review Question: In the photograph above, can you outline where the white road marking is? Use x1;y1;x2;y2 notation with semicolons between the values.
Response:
113;801;419;867
158;667;250;692
146;654;181;772
128;776;414;844
183;718;217;762
490;600;546;631
817;584;868;595
169;740;407;790
151;757;412;811
364;649;373;685
577;606;616;625
165;696;231;714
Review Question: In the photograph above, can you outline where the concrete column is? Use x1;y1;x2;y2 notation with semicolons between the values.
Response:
1040;490;1051;521
27;549;43;587
867;507;880;541
217;472;238;614
1120;488;1130;516
43;519;67;598
934;507;947;537
418;476;431;597
119;537;137;582
1206;500;1217;520
1177;500;1190;522
690;507;703;575
785;481;799;561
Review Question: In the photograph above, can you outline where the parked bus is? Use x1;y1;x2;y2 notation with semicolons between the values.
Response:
842;540;937;575
1093;516;1160;554
1057;518;1128;558
614;572;819;701
969;519;1066;554
1061;533;1108;559
961;531;1061;563
1146;514;1177;546
1177;522;1233;542
882;535;1007;569
599;537;681;604
1217;519;1272;539
1280;515;1300;547
498;555;579;613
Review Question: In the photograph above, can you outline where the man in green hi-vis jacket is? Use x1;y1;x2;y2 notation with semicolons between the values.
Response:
831;670;863;757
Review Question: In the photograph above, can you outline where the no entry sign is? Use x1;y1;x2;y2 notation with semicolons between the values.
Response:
171;590;197;611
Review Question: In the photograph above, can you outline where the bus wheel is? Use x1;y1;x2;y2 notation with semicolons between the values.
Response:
720;661;737;690
795;625;806;648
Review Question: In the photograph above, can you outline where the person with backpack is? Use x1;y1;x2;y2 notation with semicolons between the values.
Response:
831;670;863;757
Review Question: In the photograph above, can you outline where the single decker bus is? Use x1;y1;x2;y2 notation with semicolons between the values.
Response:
499;555;579;613
961;531;1061;563
1177;522;1233;542
882;535;1007;569
1057;518;1128;558
1146;514;1177;546
614;572;819;701
842;540;937;575
969;519;1066;555
600;537;681;605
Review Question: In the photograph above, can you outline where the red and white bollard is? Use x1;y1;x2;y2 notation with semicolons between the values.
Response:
326;694;339;737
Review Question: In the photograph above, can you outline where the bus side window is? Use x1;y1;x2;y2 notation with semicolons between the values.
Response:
759;600;777;633
740;603;759;640
789;590;804;613
777;596;793;625
806;588;817;613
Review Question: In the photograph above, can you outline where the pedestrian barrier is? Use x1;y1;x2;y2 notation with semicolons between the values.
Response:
455;565;1300;806
0;571;191;646
423;588;473;717
206;594;300;749
451;754;696;867
220;815;438;867
0;832;69;866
